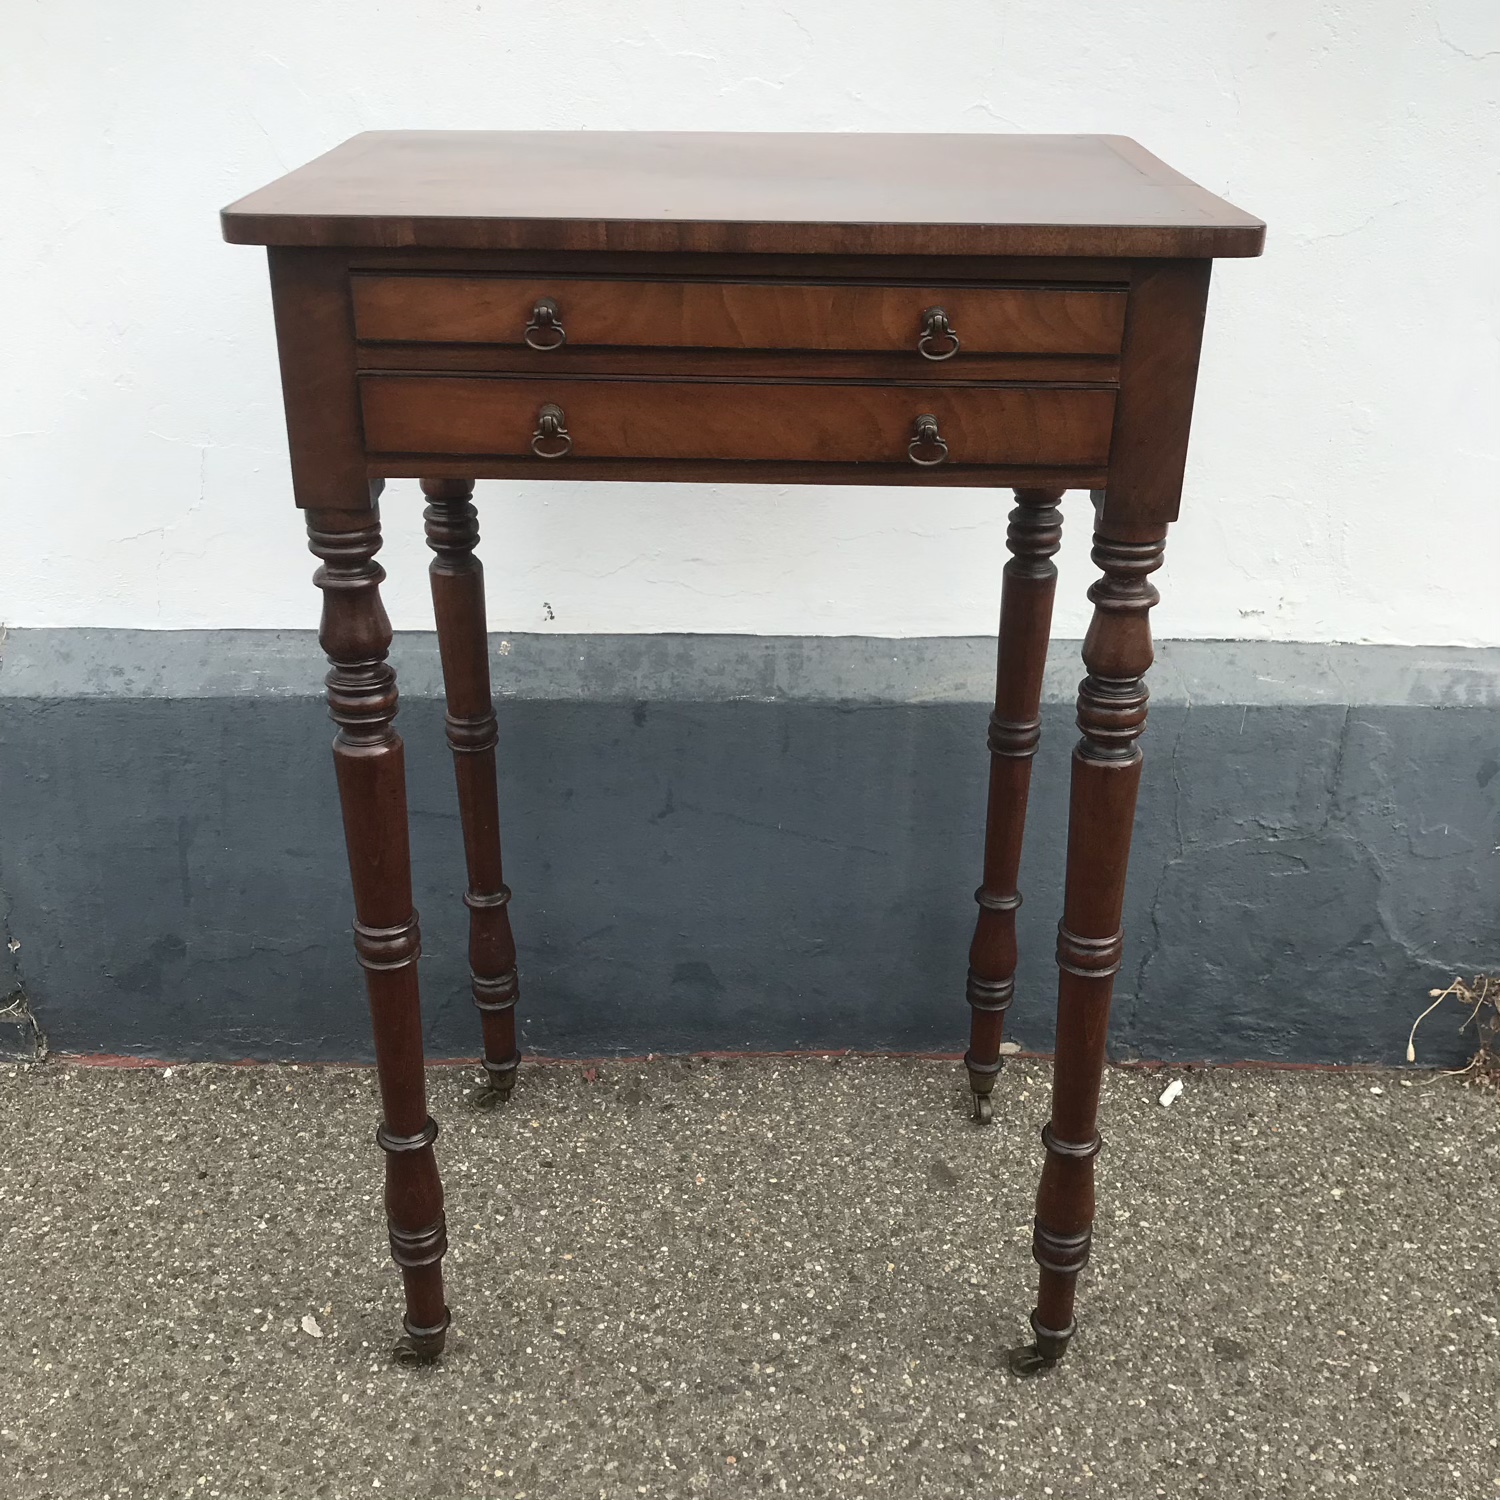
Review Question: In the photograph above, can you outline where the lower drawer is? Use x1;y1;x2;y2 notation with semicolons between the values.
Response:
358;376;1115;468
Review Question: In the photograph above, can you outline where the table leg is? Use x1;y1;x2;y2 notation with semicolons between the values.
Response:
422;478;522;1104
1010;518;1167;1375
965;487;1064;1123
308;506;449;1363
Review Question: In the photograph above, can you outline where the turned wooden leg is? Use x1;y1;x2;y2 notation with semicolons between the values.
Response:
1010;518;1167;1375
965;487;1064;1123
308;507;449;1363
422;478;522;1103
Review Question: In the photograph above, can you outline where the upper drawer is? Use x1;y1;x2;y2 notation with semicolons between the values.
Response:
350;275;1127;358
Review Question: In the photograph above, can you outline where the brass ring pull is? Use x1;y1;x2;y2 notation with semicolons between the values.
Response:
524;297;566;351
530;402;572;459
917;306;960;361
908;413;949;466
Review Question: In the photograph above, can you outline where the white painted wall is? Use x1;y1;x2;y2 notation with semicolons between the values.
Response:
3;2;1497;645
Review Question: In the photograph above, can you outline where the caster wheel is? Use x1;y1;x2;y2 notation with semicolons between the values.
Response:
473;1084;513;1113
480;1058;519;1107
393;1309;450;1365
1006;1342;1057;1377
971;1091;994;1125
393;1333;436;1366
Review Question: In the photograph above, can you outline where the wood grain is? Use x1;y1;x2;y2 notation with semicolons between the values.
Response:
306;506;448;1362
965;488;1065;1117
345;248;1136;284
423;479;523;1099
267;250;383;509
222;132;1266;259
1022;519;1167;1374
353;341;1121;386
231;129;1261;1374
352;275;1127;356
358;375;1116;468
1098;258;1213;527
369;455;1109;490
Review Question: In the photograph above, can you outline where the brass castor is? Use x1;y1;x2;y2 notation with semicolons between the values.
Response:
1006;1342;1056;1376
393;1308;450;1365
964;1052;1002;1125
1007;1312;1074;1377
475;1056;518;1109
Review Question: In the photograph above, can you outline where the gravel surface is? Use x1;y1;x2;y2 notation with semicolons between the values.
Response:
0;1056;1496;1498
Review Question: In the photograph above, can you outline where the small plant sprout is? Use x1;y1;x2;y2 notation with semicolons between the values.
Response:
1406;976;1499;1077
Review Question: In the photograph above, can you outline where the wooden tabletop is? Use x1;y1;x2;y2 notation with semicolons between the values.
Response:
221;132;1264;260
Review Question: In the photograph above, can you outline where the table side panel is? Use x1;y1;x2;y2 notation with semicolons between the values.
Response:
1099;258;1213;527
267;249;383;510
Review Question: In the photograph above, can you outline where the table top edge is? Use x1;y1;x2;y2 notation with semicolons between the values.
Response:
220;211;1266;259
219;130;1265;259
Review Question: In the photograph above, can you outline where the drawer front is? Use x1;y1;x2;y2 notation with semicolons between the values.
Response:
359;375;1116;468
351;275;1126;357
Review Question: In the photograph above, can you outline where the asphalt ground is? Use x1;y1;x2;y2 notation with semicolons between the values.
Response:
1;1056;1496;1498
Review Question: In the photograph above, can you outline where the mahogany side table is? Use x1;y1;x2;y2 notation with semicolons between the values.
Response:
222;132;1263;1372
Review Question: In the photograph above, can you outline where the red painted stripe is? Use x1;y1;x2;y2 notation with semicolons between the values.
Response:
49;1048;1403;1074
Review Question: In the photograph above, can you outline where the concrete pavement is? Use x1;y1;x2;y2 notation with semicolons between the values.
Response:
1;1057;1495;1497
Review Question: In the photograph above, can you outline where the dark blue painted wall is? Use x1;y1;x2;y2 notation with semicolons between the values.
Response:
2;691;1493;1065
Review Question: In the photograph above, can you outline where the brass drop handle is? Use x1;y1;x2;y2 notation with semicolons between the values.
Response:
530;402;572;458
917;305;960;361
907;413;949;466
524;297;566;351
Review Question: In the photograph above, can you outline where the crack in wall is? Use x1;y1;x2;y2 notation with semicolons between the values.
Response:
1122;704;1371;1056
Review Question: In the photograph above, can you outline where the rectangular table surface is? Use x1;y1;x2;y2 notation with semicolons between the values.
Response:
221;131;1265;259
